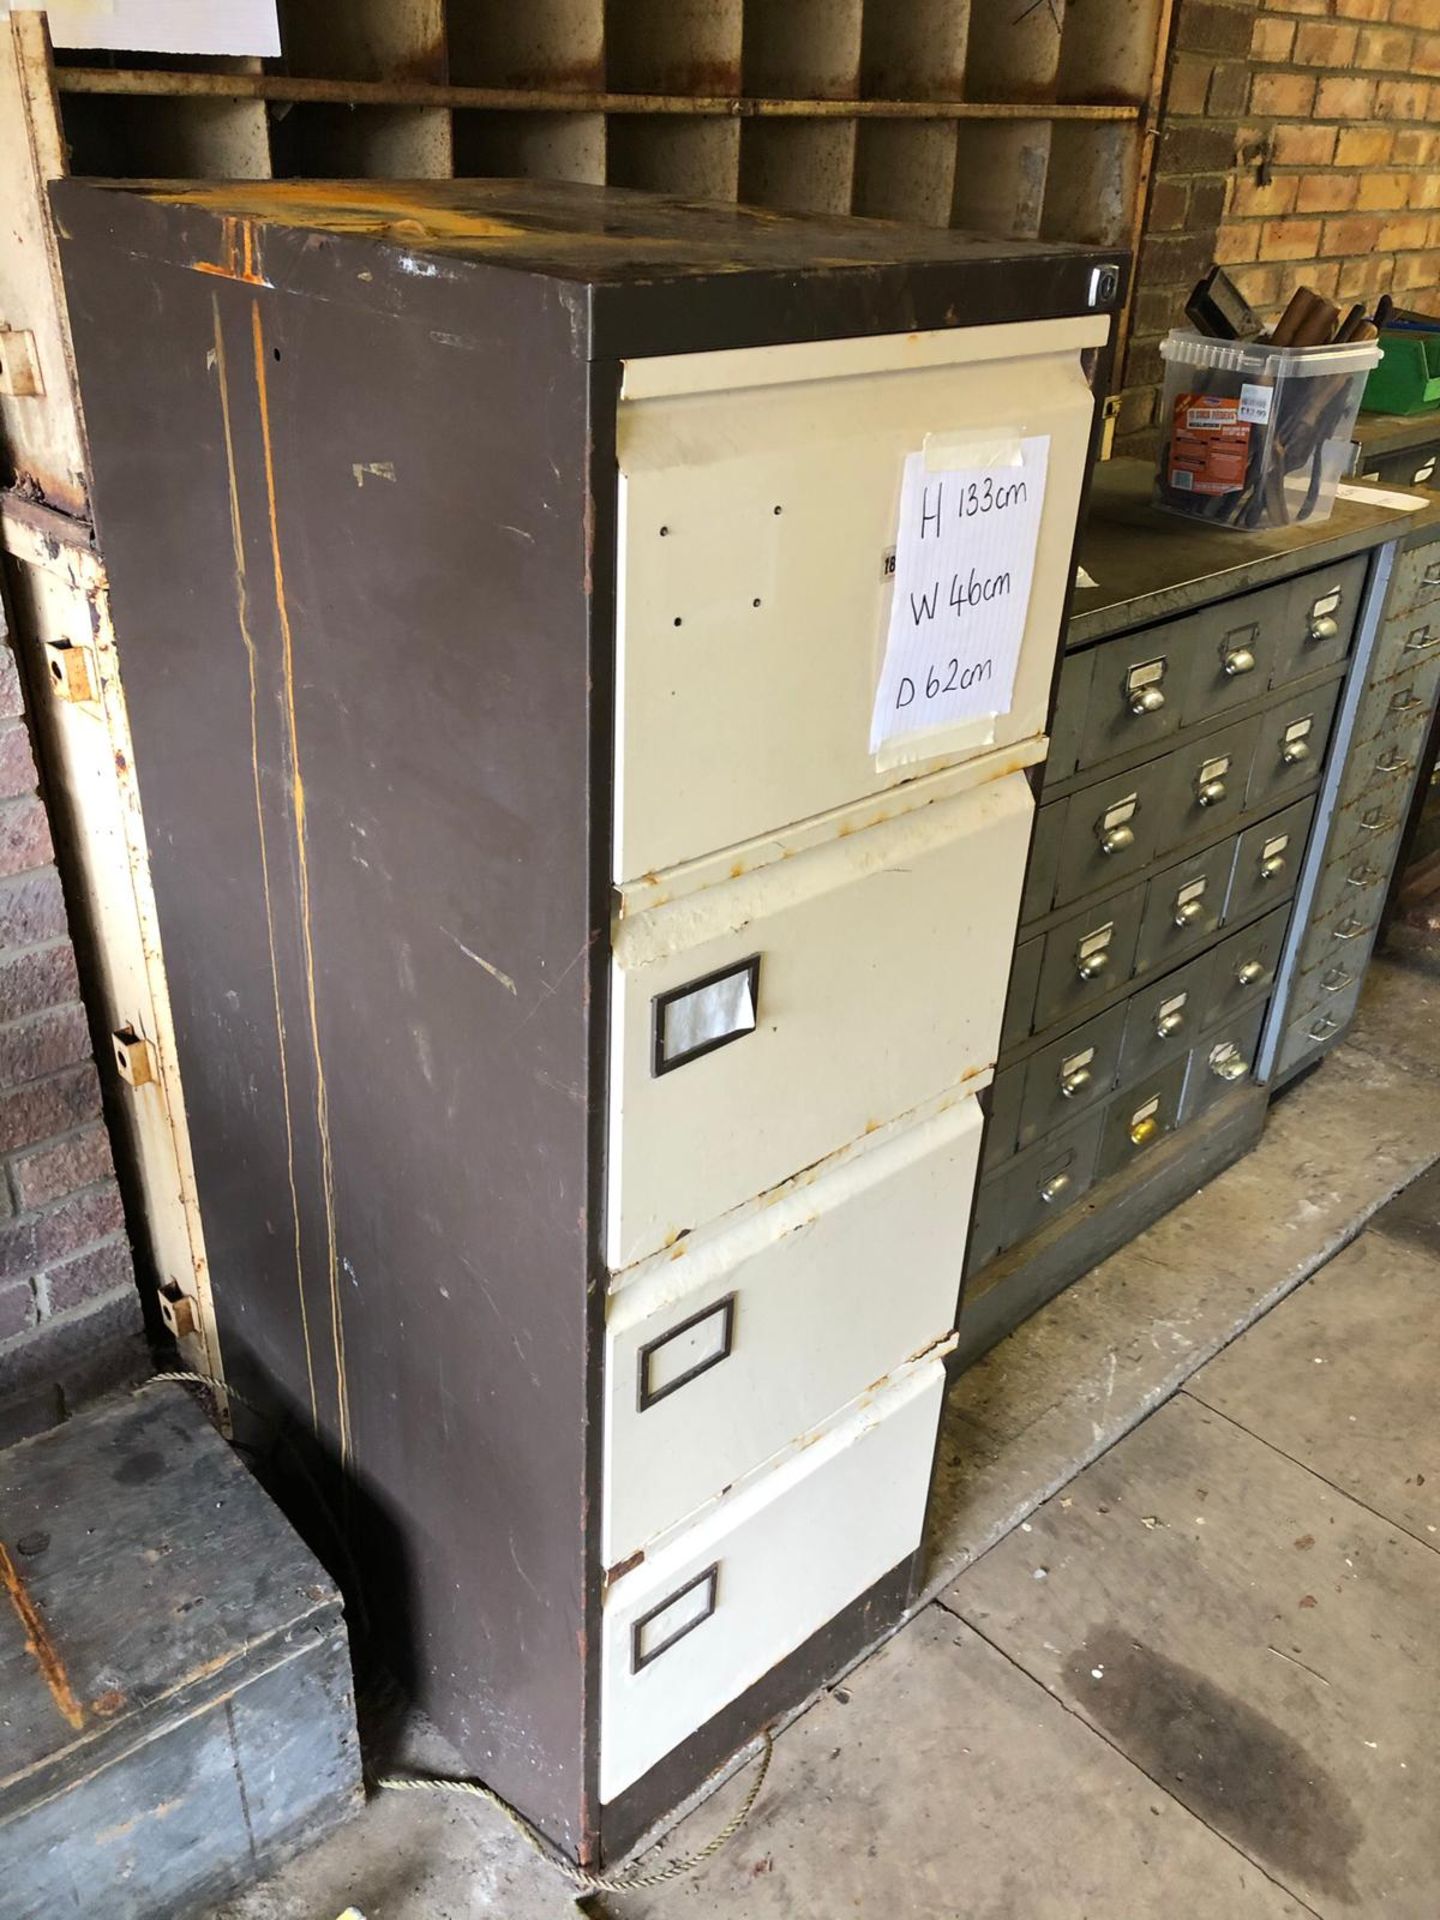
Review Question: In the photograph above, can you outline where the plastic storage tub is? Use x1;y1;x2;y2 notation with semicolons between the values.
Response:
1155;330;1382;531
1361;328;1440;416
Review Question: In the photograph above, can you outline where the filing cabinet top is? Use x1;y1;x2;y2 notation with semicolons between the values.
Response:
1071;461;1440;650
51;176;1125;361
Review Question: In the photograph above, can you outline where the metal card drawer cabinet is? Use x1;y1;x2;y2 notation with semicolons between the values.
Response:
1095;1055;1188;1182
983;1066;1025;1173
1118;949;1215;1079
1156;712;1261;853
1350;650;1440;748
967;1108;1105;1273
1015;1002;1126;1152
604;1097;981;1564
1021;800;1067;924
1048;647;1094;782
1387;538;1440;621
600;1357;944;1803
614;319;1103;881
1032;883;1146;1032
1246;678;1342;814
1178;583;1292;722
1225;795;1317;923
1134;838;1232;974
1179;1002;1267;1124
608;772;1032;1269
1074;630;1182;768
1204;907;1288;1027
1271;555;1368;685
1051;763;1166;909
1001;936;1044;1052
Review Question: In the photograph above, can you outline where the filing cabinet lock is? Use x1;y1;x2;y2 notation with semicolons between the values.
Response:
1280;719;1313;765
1172;879;1208;928
1039;1171;1072;1204
1196;756;1230;808
1128;1096;1161;1148
1207;1041;1247;1084
1059;1048;1094;1099
1096;795;1138;857
1258;835;1289;881
1125;660;1166;716
1154;993;1188;1039
1236;958;1267;987
1074;924;1114;980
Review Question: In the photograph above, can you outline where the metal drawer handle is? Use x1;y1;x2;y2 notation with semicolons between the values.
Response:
1280;736;1311;766
1374;748;1413;775
1321;967;1353;994
1128;683;1165;716
1308;1013;1339;1040
1197;776;1227;807
1344;863;1380;887
1308;613;1339;644
1039;1171;1072;1204
1404;627;1437;652
1129;1113;1160;1147
1358;813;1399;834
1076;949;1110;980
1424;560;1440;588
1209;1043;1248;1083
1173;896;1206;928
1392;691;1425;715
1059;1065;1092;1099
1223;646;1257;677
1236;958;1268;987
1099;823;1135;856
1259;852;1287;880
1333;916;1367;941
1154;1007;1186;1039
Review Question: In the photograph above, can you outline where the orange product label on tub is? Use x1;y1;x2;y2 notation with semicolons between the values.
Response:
1169;392;1251;495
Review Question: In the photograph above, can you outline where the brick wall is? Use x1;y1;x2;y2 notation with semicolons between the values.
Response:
1117;0;1440;457
0;607;144;1443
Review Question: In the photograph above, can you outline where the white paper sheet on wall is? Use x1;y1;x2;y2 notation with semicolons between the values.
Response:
870;435;1050;757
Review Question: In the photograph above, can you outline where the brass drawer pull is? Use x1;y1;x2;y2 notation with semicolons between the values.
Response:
1128;683;1165;716
1236;958;1268;987
1259;851;1287;880
1076;951;1109;980
1209;1043;1248;1083
1197;776;1227;807
1059;1065;1092;1099
1173;896;1206;928
1039;1171;1071;1204
1223;645;1256;677
1155;1007;1186;1039
1280;736;1311;766
1308;613;1339;644
1099;822;1134;856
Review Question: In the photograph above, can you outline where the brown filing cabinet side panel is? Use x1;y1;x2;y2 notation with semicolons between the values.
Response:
55;212;601;1853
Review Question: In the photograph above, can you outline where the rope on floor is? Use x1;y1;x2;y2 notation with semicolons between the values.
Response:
138;1370;774;1896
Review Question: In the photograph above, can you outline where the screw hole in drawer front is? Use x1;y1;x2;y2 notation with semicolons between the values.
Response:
637;1295;736;1411
631;1565;719;1672
652;956;760;1077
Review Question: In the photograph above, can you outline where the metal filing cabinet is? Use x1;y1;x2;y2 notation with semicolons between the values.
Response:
54;179;1121;1864
962;462;1440;1361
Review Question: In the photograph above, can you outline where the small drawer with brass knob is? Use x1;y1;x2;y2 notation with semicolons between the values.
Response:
1272;555;1366;683
1075;642;1178;768
1179;1002;1267;1123
1118;947;1215;1078
1203;906;1288;1026
1250;680;1340;810
1053;770;1164;909
1226;795;1317;923
1135;839;1232;972
1015;1001;1126;1152
1032;883;1145;1031
1156;713;1260;852
1095;1054;1187;1181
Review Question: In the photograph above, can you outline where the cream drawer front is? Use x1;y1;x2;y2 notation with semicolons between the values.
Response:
599;1357;943;1803
604;1095;980;1564
613;318;1106;883
607;772;1032;1269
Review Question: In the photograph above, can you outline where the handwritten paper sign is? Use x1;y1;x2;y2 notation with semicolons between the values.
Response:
870;435;1050;756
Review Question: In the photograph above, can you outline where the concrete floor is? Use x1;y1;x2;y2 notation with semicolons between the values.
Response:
217;946;1440;1920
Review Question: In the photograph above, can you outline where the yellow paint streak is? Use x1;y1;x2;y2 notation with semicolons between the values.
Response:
0;1539;85;1731
252;303;352;1468
212;294;319;1433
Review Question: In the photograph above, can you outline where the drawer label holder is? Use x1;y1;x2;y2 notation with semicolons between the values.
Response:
637;1295;736;1411
632;1564;719;1672
652;956;761;1076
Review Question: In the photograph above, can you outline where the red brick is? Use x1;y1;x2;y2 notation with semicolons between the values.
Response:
0;654;23;723
41;1237;133;1318
32;1181;125;1267
1379;211;1432;248
10;1124;115;1210
1356;24;1415;62
1375;77;1430;116
0;723;36;802
1297;174;1360;214
1251;15;1296;58
1258;217;1324;260
1251;71;1318;115
1324;214;1385;253
1214;222;1261;264
0;1004;91;1092
0;869;69;951
1297;20;1361;62
1315;75;1378;116
0;942;80;1022
0;796;53;880
1231;174;1298;218
1357;172;1413;209
0;1064;101;1155
1272;125;1339;166
0;1278;34;1341
1336;126;1396;166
